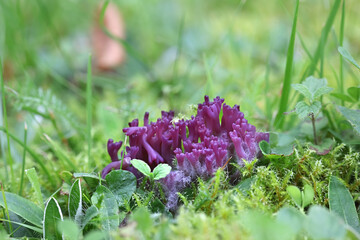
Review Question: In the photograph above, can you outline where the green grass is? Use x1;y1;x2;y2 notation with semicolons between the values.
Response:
274;0;299;129
0;0;360;239
0;61;13;183
18;123;27;196
86;55;93;169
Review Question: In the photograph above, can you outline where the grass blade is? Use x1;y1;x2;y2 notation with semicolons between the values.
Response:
87;54;92;168
19;123;27;196
25;168;44;209
0;218;42;234
43;134;77;171
338;47;360;70
306;0;342;77
339;0;346;105
0;126;56;187
1;184;12;234
274;0;299;129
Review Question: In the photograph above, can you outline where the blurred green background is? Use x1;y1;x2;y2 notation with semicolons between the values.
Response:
0;0;359;177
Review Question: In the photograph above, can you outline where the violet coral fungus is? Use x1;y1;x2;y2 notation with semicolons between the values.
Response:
102;96;269;179
101;96;269;208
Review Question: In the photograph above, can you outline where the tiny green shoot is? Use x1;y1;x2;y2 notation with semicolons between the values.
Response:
291;76;333;144
130;159;172;183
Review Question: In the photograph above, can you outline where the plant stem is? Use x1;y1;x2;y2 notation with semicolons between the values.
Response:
310;113;318;145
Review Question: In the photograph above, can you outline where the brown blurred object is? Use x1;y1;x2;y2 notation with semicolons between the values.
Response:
92;2;126;71
3;60;14;81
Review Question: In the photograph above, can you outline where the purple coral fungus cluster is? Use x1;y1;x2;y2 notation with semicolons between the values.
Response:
101;96;269;209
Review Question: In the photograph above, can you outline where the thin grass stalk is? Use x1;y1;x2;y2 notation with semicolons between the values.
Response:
297;31;313;61
274;0;299;129
87;55;93;168
320;46;324;78
0;61;14;182
0;61;8;181
19;123;27;196
172;15;185;82
170;15;185;109
339;0;345;105
1;183;12;235
306;0;342;77
264;51;272;129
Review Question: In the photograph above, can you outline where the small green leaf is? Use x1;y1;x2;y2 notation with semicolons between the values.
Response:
302;185;314;208
347;87;360;101
306;206;346;239
68;179;82;224
303;77;329;97
105;170;136;207
329;176;360;231
131;159;151;176
25;168;44;209
91;185;119;231
81;205;99;230
43;197;64;240
293;76;331;102
338;47;360;70
295;101;321;119
308;138;335;155
259;140;294;159
269;132;279;148
259;140;271;155
295;101;309;119
286;186;302;208
73;173;102;180
153;164;172;180
57;219;80;240
292;83;312;100
271;145;294;156
313;86;333;99
0;192;43;227
331;93;355;103
73;173;103;191
237;176;256;196
338;106;360;135
60;171;73;185
149;198;167;214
